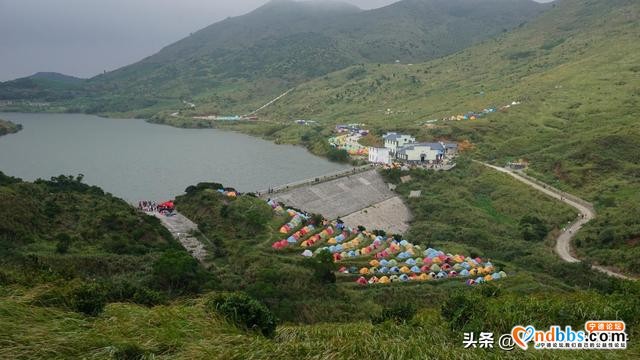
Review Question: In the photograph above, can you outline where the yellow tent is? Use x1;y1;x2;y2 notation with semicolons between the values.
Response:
400;266;411;274
359;268;369;275
327;238;337;245
378;276;390;284
369;259;380;267
419;273;430;281
484;274;493;281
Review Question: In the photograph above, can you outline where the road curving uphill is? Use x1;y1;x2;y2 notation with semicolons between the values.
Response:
477;161;633;281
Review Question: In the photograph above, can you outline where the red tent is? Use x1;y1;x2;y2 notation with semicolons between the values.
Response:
160;201;175;209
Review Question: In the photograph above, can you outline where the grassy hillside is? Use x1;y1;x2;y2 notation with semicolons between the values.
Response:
2;165;639;359
0;172;213;313
0;0;546;117
0;118;22;136
211;0;640;273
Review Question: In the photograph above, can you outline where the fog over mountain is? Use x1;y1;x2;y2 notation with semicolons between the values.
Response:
0;0;554;81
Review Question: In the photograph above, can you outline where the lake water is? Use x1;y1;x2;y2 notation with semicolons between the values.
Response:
0;113;350;201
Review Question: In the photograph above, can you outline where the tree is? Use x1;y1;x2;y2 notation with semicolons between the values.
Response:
519;215;548;242
304;249;336;284
151;250;204;295
327;148;349;163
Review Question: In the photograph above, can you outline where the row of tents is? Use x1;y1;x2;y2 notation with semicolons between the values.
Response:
350;247;506;286
440;101;521;122
266;199;285;214
271;204;342;250
265;199;507;288
279;210;308;234
356;270;507;285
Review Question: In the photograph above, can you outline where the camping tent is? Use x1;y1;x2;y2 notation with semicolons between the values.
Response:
301;250;313;257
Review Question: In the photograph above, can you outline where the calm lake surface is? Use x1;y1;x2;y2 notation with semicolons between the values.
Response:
0;113;350;201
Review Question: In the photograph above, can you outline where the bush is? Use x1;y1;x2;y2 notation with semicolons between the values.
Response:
111;343;149;360
303;249;337;284
207;292;277;337
327;148;349;163
519;214;548;242
70;282;106;316
226;196;273;234
372;303;417;324
151;250;205;296
103;279;166;307
55;233;72;254
132;287;166;307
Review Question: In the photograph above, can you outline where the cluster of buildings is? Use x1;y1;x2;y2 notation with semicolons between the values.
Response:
329;124;370;156
368;132;457;165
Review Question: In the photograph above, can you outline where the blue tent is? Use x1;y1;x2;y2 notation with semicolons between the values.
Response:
410;265;421;273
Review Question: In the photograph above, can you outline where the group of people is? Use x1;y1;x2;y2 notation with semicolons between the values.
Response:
138;200;158;212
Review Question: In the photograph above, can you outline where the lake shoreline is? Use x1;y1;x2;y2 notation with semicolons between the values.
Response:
0;109;350;166
0;112;352;201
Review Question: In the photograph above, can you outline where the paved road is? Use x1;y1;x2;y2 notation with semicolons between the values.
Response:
478;162;632;280
147;211;208;262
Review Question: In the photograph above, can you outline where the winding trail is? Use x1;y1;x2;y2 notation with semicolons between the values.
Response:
146;211;208;263
477;161;633;280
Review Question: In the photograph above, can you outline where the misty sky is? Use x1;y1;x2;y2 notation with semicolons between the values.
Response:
0;0;554;81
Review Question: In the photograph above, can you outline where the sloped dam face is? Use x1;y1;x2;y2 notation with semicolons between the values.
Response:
267;169;411;234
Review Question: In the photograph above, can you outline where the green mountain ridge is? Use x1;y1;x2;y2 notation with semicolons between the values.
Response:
0;0;547;115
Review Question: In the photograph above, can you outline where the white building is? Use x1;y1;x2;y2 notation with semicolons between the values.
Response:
368;147;391;164
396;143;444;162
383;132;416;155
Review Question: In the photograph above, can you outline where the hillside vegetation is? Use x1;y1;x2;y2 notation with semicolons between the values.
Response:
0;172;213;313
224;0;640;274
0;0;546;116
2;164;639;359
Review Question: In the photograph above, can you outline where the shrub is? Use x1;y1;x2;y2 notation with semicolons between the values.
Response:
111;343;149;360
372;303;417;324
303;249;337;284
226;196;273;234
327;148;349;163
519;214;548;242
207;292;277;337
70;282;106;316
55;233;72;254
132;287;166;307
151;250;205;296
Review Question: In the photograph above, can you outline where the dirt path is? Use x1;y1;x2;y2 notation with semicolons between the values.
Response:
147;211;208;262
477;161;633;280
